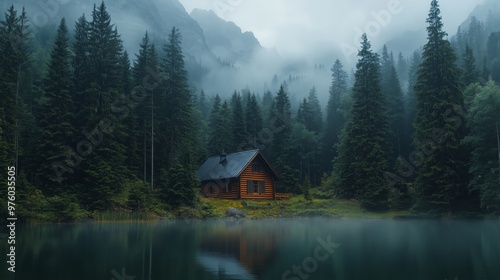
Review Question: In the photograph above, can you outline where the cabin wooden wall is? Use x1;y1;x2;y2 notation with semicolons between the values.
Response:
201;178;239;199
239;156;275;199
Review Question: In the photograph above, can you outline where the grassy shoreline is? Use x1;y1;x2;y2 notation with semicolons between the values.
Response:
19;195;497;223
198;196;414;219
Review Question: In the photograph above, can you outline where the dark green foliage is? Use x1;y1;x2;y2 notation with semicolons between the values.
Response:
323;59;348;172
70;2;131;209
71;14;91;140
297;87;322;134
156;27;198;204
291;123;322;185
260;90;274;121
462;44;480;86
36;19;74;196
207;95;232;154
230;91;246;151
130;31;158;183
244;93;263;149
380;46;406;162
198;89;210;120
487;31;500;84
334;34;391;210
0;5;30;164
465;81;500;214
270;85;300;193
413;0;476;214
405;51;422;151
161;160;197;207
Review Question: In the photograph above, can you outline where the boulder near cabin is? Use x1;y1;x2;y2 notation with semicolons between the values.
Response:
196;149;280;199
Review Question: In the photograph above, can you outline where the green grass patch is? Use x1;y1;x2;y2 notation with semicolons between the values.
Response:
200;195;412;219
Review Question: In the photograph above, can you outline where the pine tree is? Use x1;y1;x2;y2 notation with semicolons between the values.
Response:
405;51;422;149
76;2;129;209
157;27;198;206
306;87;323;134
131;31;158;183
334;34;391;210
397;52;409;84
297;98;309;127
36;19;74;196
0;5;30;167
462;44;480;86
207;95;222;154
381;46;406;161
230;91;246;151
72;14;90;143
413;0;473;214
244;93;263;150
261;90;274;121
120;51;138;175
296;88;323;135
269;85;299;193
323;59;348;171
198;89;210;120
465;80;500;214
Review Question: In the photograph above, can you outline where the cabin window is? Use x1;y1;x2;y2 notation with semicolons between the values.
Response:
259;181;265;194
221;181;231;193
252;163;261;172
247;180;265;194
209;183;215;194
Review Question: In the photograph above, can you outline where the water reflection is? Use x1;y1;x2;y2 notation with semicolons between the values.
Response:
0;219;499;280
197;220;278;279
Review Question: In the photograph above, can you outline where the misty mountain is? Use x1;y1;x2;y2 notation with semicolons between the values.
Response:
384;29;427;59
190;8;263;64
461;0;500;33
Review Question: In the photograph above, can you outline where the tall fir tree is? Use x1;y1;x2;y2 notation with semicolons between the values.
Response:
207;94;222;154
230;91;246;152
405;51;422;149
76;2;129;209
334;34;391;210
198;89;210;120
244;93;263;150
305;87;323;134
269;85;299;193
380;46;406;161
462;44;480;86
413;0;475;214
72;14;90;145
0;5;30;168
323;59;348;172
157;27;198;206
260;90;274;121
131;31;158;184
36;19;74;196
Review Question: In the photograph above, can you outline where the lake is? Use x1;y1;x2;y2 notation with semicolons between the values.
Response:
1;218;499;280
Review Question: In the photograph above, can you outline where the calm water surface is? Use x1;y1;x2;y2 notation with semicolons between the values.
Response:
1;218;499;280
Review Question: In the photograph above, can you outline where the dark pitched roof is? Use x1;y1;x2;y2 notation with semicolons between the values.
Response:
196;149;279;181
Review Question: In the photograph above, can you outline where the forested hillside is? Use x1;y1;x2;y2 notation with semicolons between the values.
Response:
0;0;499;221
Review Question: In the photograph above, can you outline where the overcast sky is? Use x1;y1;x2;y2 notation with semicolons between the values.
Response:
179;0;485;59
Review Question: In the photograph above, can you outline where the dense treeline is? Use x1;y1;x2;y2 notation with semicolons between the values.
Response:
0;0;499;221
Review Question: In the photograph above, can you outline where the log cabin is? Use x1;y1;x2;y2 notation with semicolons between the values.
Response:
196;149;280;199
